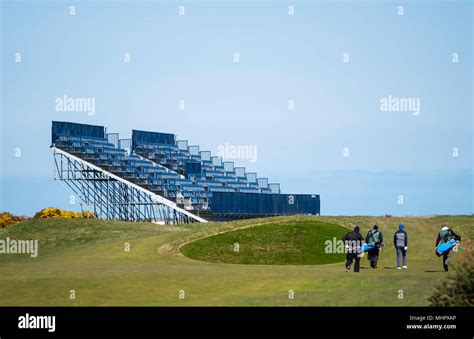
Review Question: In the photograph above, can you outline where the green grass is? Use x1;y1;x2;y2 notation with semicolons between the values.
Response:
0;215;472;306
181;221;347;265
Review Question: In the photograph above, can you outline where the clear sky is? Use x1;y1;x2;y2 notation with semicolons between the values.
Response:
1;0;472;216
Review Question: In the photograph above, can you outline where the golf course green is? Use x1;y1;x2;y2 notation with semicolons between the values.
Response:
180;220;347;265
0;215;472;306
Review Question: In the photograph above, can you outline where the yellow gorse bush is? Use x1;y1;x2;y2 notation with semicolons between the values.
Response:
0;212;22;228
34;208;95;219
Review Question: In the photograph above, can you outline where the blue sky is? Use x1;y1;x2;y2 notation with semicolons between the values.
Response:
1;0;472;216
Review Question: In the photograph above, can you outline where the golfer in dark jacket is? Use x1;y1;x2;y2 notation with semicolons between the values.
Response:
365;224;383;269
342;225;364;272
435;224;461;272
394;224;408;269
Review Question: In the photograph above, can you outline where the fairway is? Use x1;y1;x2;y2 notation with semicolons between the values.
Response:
0;215;472;306
181;221;347;265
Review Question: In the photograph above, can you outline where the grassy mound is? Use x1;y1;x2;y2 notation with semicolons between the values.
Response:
180;220;348;265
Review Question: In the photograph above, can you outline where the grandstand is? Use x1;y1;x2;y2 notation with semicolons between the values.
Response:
51;121;320;224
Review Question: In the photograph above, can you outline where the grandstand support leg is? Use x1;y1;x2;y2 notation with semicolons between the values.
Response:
52;147;207;224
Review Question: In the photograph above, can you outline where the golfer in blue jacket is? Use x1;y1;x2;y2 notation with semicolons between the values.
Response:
394;224;408;269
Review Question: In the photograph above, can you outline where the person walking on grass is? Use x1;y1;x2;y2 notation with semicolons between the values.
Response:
394;224;408;270
365;224;384;269
435;224;461;272
342;225;364;272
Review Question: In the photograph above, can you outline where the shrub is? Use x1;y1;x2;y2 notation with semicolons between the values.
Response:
82;211;95;219
34;208;95;219
0;212;22;228
429;240;474;306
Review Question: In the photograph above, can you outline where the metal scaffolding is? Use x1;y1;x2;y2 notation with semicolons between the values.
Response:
52;147;207;224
